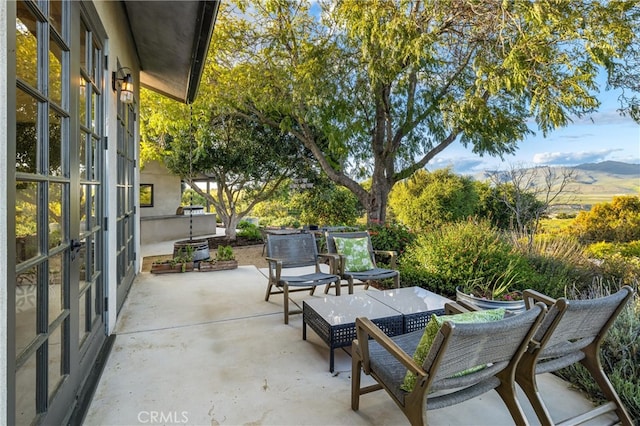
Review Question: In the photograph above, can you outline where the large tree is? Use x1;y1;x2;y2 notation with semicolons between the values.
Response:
140;90;311;239
208;0;636;224
606;4;640;122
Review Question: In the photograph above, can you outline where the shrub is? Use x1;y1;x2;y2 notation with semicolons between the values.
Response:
519;235;594;299
237;222;263;241
270;216;301;229
402;219;532;297
216;245;235;261
593;253;640;288
396;262;445;290
569;195;640;243
368;222;416;258
289;183;361;226
388;168;478;231
586;240;640;259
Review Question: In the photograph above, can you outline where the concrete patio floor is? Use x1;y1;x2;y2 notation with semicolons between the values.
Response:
83;243;617;425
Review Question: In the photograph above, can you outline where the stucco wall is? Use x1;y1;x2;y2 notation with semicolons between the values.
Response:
140;214;217;244
140;160;182;217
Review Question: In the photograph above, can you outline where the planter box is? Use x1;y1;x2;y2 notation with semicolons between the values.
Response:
198;260;238;272
151;262;195;274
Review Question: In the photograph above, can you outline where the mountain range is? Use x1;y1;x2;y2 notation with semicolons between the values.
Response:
573;160;640;176
474;161;639;208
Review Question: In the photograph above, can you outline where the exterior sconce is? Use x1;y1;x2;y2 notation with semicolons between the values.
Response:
112;68;134;104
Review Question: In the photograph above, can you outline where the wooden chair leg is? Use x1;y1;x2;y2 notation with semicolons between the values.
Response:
394;274;400;288
581;347;634;425
516;362;553;426
495;378;530;426
283;284;290;324
351;344;362;411
264;281;274;301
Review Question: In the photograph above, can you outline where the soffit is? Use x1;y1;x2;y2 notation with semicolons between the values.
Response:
122;0;219;103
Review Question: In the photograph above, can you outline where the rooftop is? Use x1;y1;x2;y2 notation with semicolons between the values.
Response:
83;237;616;425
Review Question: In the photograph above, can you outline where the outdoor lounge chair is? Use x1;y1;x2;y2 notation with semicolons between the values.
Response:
325;231;400;293
263;233;340;324
515;286;635;426
351;302;547;426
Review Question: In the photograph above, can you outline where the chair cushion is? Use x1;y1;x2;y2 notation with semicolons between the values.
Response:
401;308;506;392
333;237;375;272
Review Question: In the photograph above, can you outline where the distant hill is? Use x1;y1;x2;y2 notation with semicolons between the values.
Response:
574;161;640;175
473;161;639;209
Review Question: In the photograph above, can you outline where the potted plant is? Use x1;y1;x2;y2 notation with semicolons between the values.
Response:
150;258;185;274
199;245;238;271
455;263;526;312
151;246;195;274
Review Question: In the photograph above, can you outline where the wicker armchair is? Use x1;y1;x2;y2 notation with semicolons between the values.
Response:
351;302;547;426
516;286;635;426
325;231;400;292
264;233;340;324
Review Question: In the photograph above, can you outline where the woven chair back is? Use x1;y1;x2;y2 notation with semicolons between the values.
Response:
266;233;319;268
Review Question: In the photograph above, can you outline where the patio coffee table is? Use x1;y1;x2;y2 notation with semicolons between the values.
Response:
366;286;451;332
302;294;403;372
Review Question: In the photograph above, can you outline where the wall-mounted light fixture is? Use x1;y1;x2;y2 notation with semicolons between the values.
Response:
112;67;134;104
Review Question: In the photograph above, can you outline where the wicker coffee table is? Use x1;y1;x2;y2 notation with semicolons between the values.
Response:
302;294;403;372
302;287;451;371
366;286;450;332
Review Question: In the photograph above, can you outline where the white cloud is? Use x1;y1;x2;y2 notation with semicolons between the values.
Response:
532;149;622;165
427;157;486;174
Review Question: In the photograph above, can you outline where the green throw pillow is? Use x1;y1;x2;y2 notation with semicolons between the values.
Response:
400;308;506;392
333;237;375;272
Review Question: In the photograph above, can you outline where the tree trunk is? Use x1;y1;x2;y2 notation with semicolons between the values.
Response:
367;178;391;224
225;215;240;240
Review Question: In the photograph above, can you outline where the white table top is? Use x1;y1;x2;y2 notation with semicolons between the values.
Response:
366;286;450;315
303;293;401;326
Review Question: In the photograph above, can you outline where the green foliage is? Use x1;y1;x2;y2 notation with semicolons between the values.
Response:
210;0;635;223
396;262;446;290
519;235;594;299
594;253;640;289
569;195;640;243
141;84;312;237
367;222;415;258
237;222;263;241
555;282;640;421
556;212;577;219
181;188;207;207
461;261;525;301
289;181;361;226
388;169;478;231
475;179;546;233
539;217;575;235
173;245;195;264
215;245;235;261
269;216;301;229
402;220;532;297
474;181;515;230
586;240;640;259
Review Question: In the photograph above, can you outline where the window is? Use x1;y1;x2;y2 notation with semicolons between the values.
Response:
139;184;153;207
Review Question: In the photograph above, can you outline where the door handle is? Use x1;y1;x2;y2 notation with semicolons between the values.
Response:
70;239;83;260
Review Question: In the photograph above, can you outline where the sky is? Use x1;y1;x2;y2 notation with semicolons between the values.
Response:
429;79;640;175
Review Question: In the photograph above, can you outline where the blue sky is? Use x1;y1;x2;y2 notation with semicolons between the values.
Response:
430;83;640;174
